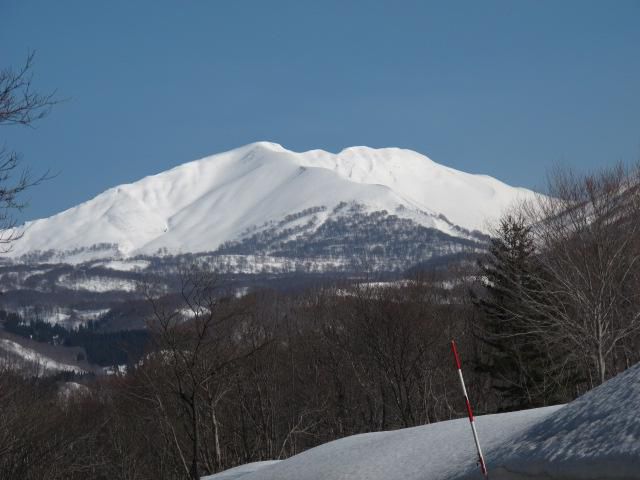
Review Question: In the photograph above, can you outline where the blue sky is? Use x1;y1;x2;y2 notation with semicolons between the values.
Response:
3;0;639;221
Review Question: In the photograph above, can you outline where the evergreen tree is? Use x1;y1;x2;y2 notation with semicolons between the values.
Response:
474;214;563;410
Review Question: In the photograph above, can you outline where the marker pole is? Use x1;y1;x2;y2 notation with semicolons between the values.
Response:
451;339;488;478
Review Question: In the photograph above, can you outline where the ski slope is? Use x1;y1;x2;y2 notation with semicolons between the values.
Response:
206;362;640;480
4;142;536;260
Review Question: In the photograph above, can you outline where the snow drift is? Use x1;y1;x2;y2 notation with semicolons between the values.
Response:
4;142;536;260
205;362;640;480
203;407;562;480
491;361;640;479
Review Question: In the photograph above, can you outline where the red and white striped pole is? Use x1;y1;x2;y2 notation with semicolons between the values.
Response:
451;339;488;479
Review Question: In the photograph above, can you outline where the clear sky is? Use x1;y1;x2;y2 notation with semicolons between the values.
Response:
3;0;639;222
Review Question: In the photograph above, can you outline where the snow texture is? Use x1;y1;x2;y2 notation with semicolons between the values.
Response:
207;362;640;480
58;274;138;292
491;361;640;479
4;142;536;260
205;407;561;480
202;462;282;480
94;259;150;271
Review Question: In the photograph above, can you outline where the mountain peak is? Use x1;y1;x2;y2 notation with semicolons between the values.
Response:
244;141;286;152
3;143;536;262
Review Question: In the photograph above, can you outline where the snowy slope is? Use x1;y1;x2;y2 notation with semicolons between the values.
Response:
207;363;640;480
204;406;562;480
205;462;282;480
4;142;536;259
491;361;640;479
0;338;84;373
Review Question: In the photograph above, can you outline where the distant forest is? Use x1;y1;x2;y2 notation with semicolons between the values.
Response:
1;311;148;366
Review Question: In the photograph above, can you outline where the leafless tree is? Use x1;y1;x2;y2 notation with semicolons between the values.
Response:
142;265;266;479
501;163;640;387
320;277;466;431
0;52;56;248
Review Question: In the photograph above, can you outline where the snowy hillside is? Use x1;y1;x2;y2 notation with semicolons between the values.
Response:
206;363;640;480
0;338;85;374
4;142;536;262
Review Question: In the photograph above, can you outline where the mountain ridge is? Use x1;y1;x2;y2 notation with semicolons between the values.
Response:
3;142;537;262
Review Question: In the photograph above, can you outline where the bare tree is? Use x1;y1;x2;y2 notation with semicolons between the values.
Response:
0;52;56;248
142;265;265;479
495;163;640;387
320;277;463;431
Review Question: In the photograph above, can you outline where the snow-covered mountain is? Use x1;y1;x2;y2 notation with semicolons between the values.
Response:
4;142;536;264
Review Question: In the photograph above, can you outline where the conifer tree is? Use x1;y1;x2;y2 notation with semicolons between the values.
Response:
474;214;563;410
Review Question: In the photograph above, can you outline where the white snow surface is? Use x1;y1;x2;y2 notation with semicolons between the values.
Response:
491;361;640;479
207;362;640;480
203;462;282;480
205;407;561;480
58;274;138;292
94;259;151;271
4;142;536;259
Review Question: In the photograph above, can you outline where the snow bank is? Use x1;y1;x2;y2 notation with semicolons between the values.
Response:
205;407;561;480
202;461;282;480
208;362;640;480
491;362;640;479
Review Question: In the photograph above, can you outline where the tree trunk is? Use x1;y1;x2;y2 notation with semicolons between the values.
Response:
190;400;200;480
211;402;222;471
597;343;606;385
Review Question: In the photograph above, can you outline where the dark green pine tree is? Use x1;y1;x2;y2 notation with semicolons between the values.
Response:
474;214;561;410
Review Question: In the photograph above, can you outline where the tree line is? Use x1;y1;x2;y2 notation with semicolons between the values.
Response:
0;269;478;479
2;313;149;366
